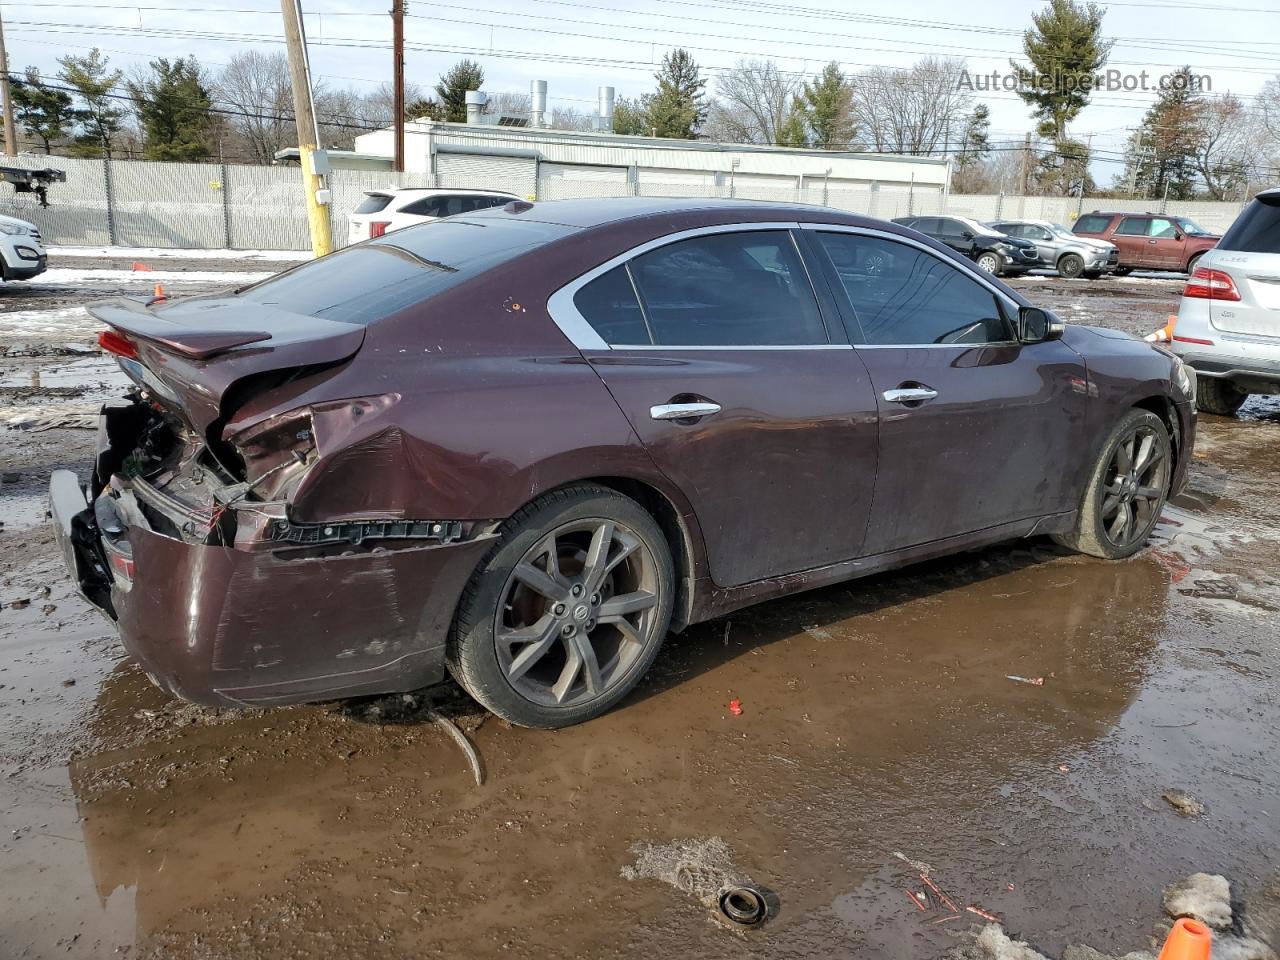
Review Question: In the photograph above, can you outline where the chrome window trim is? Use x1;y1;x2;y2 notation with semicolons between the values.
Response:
547;221;844;351
798;222;1023;348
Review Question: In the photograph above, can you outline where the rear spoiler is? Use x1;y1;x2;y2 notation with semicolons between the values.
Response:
86;299;273;360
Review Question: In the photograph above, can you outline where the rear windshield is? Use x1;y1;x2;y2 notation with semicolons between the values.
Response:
1218;195;1280;253
236;217;574;325
354;193;393;215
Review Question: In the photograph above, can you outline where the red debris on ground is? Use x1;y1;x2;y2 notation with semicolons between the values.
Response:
728;699;743;716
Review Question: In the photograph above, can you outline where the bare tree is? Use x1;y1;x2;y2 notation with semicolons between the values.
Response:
215;51;295;163
711;59;802;144
550;106;596;131
316;87;369;150
852;57;973;155
485;90;530;117
1193;94;1254;200
362;81;425;126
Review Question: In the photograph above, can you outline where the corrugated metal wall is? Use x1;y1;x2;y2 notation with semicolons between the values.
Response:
0;153;1253;251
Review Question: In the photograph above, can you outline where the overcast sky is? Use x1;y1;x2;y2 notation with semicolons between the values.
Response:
5;0;1277;185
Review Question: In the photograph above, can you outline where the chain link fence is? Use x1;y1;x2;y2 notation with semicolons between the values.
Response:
0;153;1254;251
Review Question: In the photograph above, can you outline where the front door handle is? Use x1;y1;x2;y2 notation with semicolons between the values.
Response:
650;401;721;421
883;387;938;404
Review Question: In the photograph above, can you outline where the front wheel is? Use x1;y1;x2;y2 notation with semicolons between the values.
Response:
975;251;1002;275
448;484;674;729
1058;253;1085;279
1186;253;1204;276
1196;376;1248;416
1114;266;1133;277
1054;409;1171;560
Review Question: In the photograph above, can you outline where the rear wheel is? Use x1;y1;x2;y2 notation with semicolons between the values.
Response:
975;251;1001;275
448;485;674;729
1058;253;1085;279
1054;409;1171;560
1196;376;1248;416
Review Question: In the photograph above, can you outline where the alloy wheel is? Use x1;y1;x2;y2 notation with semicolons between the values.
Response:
494;518;661;707
1100;424;1169;549
977;253;1000;273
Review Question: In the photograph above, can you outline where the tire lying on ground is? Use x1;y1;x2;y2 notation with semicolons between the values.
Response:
448;483;675;729
1195;377;1248;417
1054;409;1171;560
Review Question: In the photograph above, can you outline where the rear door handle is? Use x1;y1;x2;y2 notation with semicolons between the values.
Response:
883;387;938;403
650;401;721;421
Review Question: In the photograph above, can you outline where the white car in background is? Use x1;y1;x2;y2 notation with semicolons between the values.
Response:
0;212;47;282
1168;187;1280;416
347;187;519;243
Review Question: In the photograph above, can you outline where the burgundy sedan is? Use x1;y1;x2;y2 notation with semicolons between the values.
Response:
49;198;1196;728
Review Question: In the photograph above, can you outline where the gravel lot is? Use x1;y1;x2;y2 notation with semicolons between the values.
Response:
2;253;1278;960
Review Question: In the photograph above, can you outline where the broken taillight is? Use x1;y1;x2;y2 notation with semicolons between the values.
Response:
370;221;390;238
98;329;139;359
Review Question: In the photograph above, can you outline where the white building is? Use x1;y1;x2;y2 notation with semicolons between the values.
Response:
352;94;950;216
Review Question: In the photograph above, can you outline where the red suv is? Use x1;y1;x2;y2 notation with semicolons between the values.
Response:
1072;211;1220;275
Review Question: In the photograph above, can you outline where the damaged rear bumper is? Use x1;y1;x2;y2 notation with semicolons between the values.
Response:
49;398;498;707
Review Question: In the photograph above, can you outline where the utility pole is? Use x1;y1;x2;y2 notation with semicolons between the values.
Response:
280;0;333;257
392;0;405;172
1020;132;1032;196
0;8;18;156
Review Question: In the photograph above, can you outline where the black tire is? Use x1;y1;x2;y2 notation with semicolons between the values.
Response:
447;484;674;729
1195;376;1248;417
1186;253;1204;276
1114;266;1133;277
1058;253;1086;279
975;251;1002;275
1053;409;1172;560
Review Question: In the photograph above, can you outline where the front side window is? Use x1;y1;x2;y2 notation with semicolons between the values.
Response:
1149;217;1179;238
817;232;1012;346
624;231;828;346
1114;217;1149;236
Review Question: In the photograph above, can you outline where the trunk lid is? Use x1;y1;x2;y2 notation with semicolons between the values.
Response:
88;297;365;435
1208;250;1280;338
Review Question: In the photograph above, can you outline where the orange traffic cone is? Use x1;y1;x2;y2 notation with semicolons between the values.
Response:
152;283;166;301
1158;918;1212;960
1145;314;1178;343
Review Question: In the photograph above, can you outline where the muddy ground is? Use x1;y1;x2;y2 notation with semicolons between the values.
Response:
2;259;1278;960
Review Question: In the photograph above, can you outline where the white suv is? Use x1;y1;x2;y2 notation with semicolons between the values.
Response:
347;188;519;244
0;212;47;282
1169;188;1280;415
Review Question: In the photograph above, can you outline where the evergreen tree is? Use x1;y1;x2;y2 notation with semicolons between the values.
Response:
434;60;484;123
955;104;991;171
612;96;648;136
1011;0;1112;141
1126;66;1203;199
405;96;445;121
57;48;126;157
642;49;707;139
800;62;855;148
10;68;78;154
777;99;809;148
127;57;216;161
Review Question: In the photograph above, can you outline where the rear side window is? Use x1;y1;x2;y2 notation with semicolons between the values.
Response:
354;193;392;215
1074;215;1111;234
1219;196;1280;253
238;218;573;325
573;266;650;344
817;232;1011;345
626;231;828;346
1114;217;1149;236
912;218;941;234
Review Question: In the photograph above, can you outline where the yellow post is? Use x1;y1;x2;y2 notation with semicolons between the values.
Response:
299;144;333;258
281;0;333;258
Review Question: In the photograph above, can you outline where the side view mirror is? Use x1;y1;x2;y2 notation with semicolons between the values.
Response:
1019;306;1065;344
1174;231;1184;241
961;230;974;240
